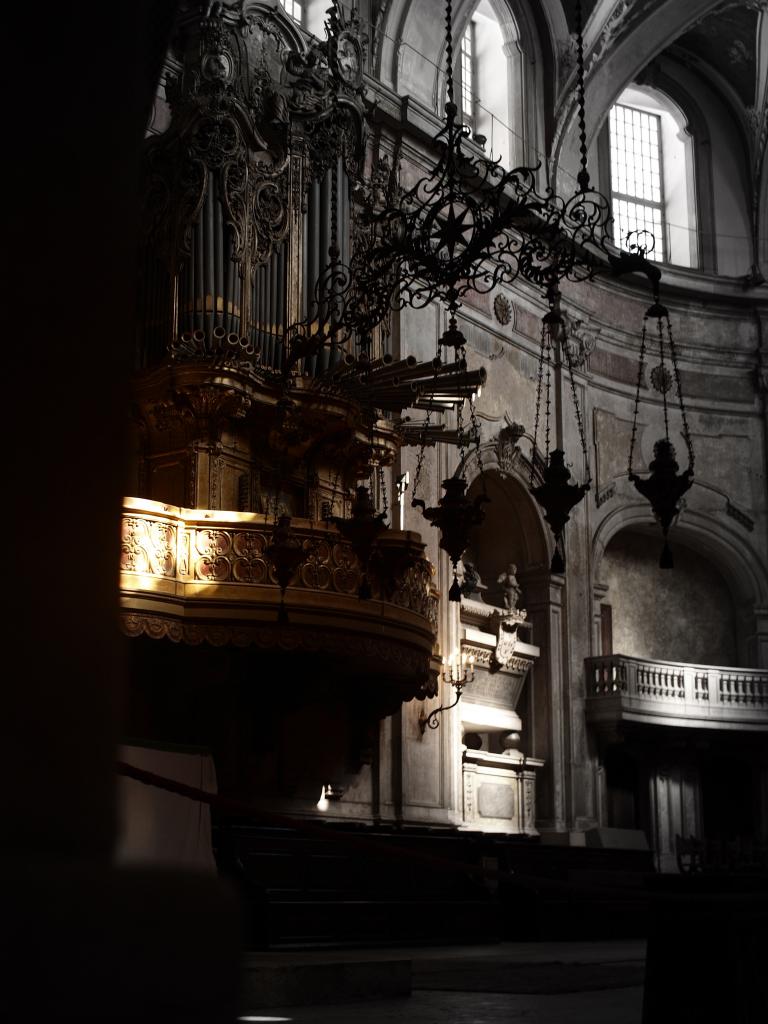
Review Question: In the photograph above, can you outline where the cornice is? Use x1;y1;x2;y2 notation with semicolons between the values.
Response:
365;79;767;310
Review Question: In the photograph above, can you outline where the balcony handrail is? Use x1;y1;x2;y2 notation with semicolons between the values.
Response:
585;653;768;714
586;652;768;678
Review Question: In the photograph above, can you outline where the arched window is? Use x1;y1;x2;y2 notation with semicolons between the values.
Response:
460;22;475;129
608;85;698;268
457;1;514;170
280;0;303;25
280;0;326;36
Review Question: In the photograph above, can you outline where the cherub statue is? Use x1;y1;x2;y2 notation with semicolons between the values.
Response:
497;562;521;611
458;559;487;600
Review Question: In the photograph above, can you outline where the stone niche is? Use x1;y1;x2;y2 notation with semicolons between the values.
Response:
459;594;543;835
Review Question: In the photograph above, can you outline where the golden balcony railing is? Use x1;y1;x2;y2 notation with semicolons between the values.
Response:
119;498;439;688
585;655;768;732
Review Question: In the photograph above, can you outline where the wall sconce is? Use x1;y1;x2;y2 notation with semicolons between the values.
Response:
419;649;475;734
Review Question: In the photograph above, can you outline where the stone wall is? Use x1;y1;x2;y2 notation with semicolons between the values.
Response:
601;530;738;666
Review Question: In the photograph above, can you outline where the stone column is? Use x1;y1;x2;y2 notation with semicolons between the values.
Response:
747;605;768;669
593;581;610;653
6;5;240;1016
520;569;567;833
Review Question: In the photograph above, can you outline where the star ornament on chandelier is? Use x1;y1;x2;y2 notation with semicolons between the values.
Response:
431;199;476;262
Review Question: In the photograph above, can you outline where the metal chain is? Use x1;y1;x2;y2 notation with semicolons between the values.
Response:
328;88;341;347
531;321;546;487
544;328;552;462
574;0;590;191
411;413;430;505
665;315;695;471
457;391;466;474
562;326;591;484
468;391;486;498
411;357;442;505
445;0;455;106
656;314;670;443
330;152;339;263
368;420;376;497
628;318;648;477
378;464;389;519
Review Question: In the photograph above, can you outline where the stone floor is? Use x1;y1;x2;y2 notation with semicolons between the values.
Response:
239;940;646;1024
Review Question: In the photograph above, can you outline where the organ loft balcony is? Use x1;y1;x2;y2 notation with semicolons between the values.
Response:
119;497;439;709
585;654;768;733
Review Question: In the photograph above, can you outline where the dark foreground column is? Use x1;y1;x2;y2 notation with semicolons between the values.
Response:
3;5;242;1018
642;875;768;1023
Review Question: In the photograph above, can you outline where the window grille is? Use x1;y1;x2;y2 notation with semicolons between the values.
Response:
281;0;303;24
460;24;474;128
609;103;665;262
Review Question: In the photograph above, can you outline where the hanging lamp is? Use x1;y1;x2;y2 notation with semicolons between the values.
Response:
329;483;388;599
411;320;488;601
627;281;694;568
265;514;306;624
528;286;591;572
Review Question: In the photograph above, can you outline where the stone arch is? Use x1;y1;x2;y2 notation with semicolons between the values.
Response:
592;500;768;667
378;0;550;165
457;437;570;833
551;0;724;194
461;436;554;578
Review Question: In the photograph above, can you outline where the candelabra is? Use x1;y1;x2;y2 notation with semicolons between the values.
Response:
419;648;475;734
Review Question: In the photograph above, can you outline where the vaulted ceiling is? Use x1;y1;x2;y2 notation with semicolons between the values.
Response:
552;0;766;187
675;3;760;108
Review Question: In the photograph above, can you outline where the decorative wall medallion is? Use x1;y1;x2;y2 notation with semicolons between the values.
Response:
650;363;673;393
493;293;513;326
327;4;368;94
333;33;362;87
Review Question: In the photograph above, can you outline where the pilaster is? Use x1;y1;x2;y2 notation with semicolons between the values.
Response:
520;568;567;833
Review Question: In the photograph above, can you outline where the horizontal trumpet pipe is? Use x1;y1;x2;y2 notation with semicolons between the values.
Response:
352;354;417;384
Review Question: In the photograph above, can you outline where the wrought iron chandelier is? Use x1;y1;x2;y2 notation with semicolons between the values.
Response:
285;0;630;363
335;1;621;352
275;0;695;585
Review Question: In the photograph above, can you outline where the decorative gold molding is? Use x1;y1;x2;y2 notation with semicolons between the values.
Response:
120;498;438;673
120;611;431;678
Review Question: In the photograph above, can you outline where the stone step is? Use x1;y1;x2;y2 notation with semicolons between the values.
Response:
240;954;412;1009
